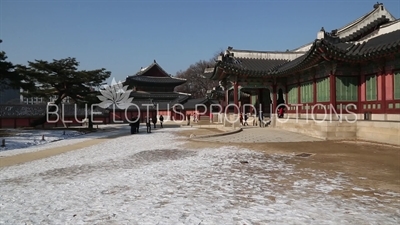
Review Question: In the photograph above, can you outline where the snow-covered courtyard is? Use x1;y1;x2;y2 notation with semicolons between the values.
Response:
0;126;399;224
0;129;85;152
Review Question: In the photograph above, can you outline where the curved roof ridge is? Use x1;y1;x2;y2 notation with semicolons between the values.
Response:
231;48;307;54
134;62;157;75
337;6;379;33
132;60;173;78
230;49;306;61
140;75;187;81
335;4;396;41
290;42;314;52
356;19;400;43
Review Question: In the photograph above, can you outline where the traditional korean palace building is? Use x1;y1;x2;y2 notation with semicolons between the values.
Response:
206;3;400;145
115;60;191;121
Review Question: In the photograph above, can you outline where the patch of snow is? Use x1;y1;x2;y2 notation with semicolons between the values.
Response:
0;128;399;224
0;129;84;152
352;187;369;192
0;124;158;157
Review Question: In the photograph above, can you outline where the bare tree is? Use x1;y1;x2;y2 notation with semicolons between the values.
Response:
175;52;220;98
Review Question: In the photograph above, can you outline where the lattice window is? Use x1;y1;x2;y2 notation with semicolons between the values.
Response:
365;75;377;101
300;82;313;103
316;77;330;102
287;85;298;104
394;72;400;100
336;76;358;101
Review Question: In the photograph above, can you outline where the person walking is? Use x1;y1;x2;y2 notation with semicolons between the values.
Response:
145;116;151;133
193;113;198;123
244;113;249;126
278;107;284;118
129;117;137;134
159;115;164;128
152;115;157;129
187;114;191;126
258;111;264;127
135;117;140;133
253;113;257;126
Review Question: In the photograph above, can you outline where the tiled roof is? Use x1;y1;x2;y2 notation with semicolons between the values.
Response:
315;30;400;61
229;89;251;98
332;3;396;42
170;95;190;105
126;100;161;111
133;61;169;77
182;98;219;109
215;58;289;78
276;30;400;74
345;29;400;56
0;104;107;118
209;3;399;79
203;67;215;79
339;16;390;42
234;58;288;72
126;61;187;85
274;54;309;73
127;93;191;111
127;76;186;85
130;91;190;100
213;28;400;77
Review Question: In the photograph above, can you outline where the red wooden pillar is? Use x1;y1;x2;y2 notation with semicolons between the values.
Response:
358;74;362;114
360;74;366;113
313;73;317;105
225;89;229;111
285;84;289;106
381;67;386;114
258;88;262;112
297;75;301;107
329;72;336;110
272;84;277;114
249;91;253;114
233;82;239;114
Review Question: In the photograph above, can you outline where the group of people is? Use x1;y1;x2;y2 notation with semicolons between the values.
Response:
129;114;164;134
239;107;285;127
239;113;249;126
240;112;264;127
186;113;199;126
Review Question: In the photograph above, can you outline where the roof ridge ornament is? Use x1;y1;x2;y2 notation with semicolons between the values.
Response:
373;2;382;9
317;27;325;40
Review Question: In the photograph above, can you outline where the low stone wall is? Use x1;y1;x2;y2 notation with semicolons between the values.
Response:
357;121;400;146
223;114;241;128
275;118;357;140
286;113;400;122
275;117;400;145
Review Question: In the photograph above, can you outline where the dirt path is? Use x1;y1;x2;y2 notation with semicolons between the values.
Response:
182;135;400;193
174;128;225;138
0;133;128;168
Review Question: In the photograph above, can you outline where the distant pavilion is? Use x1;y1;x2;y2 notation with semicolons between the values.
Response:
114;60;190;122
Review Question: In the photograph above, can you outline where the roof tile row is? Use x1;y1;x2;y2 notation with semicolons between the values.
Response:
214;29;400;77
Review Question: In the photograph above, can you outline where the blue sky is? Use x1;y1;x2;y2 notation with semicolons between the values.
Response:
1;0;399;83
